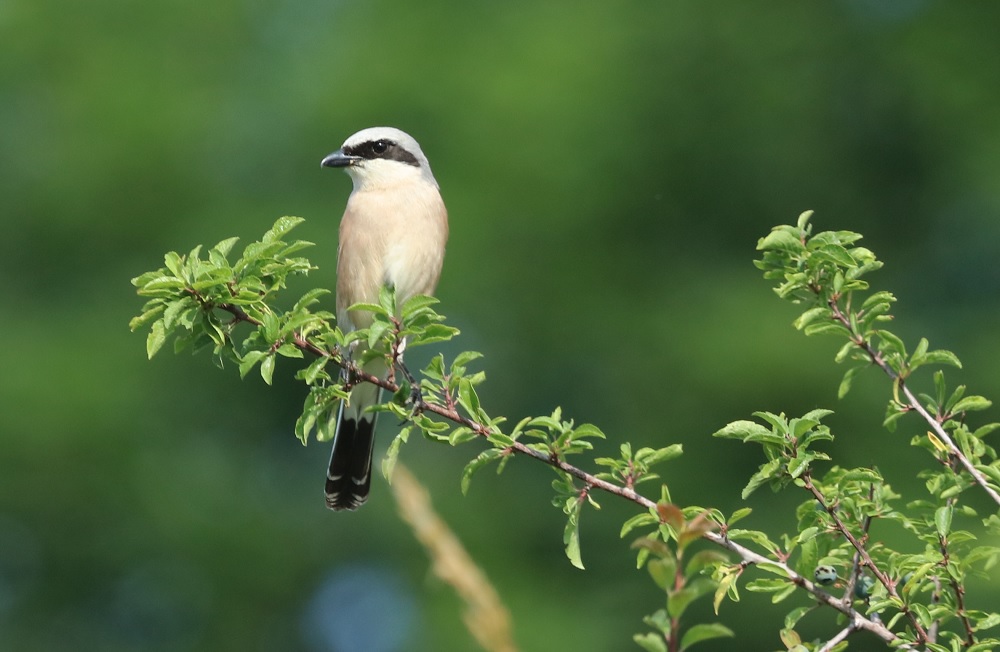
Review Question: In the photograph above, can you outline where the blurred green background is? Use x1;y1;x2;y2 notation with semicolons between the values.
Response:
3;1;1000;650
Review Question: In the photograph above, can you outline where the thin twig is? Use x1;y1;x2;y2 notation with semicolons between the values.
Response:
841;484;875;609
939;527;975;646
817;624;856;652
827;299;1000;506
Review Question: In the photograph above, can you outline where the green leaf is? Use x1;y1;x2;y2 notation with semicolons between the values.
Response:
796;537;818;578
139;275;186;294
461;449;504;495
786;454;815;479
212;236;240;257
292;287;331;312
647;557;676;592
741;458;781;499
800;408;833;424
795;210;813;230
755;561;791;579
797;527;819;544
564;497;585;570
815;243;856;267
802;321;849;338
778;628;801;649
883;403;908;431
784;606;812;630
770;582;797;604
838;365;863;399
367;319;391;349
728;507;752;526
668;578;717;622
262;215;305;243
164;251;185;278
636;444;683;467
161;297;194;330
972;612;1000;631
713;569;739;614
378;284;397;314
909;337;929;365
131;271;167;288
757;228;804;252
130;304;165;331
275;343;304;358
877;330;906;358
146;319;167;359
400;293;439;318
573;423;607;440
457;378;482;418
838;468;883;484
935;504;953;538
409;323;460;345
834;340;857;364
259;354;275;385
681;623;735;651
952;395;992;413
238;350;268;379
713;420;770;441
298;356;330;385
347;301;388;317
484;430;513;448
381;427;411;482
621;512;658;538
792;307;830;331
685;550;729;580
923;349;962;369
633;633;668;652
975;464;1000;488
450;350;484;373
449;426;478;446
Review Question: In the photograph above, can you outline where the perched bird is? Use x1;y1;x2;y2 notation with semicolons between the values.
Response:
320;127;449;510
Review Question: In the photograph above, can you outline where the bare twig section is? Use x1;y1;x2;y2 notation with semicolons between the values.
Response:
817;624;856;652
390;463;518;652
827;298;1000;507
338;358;659;509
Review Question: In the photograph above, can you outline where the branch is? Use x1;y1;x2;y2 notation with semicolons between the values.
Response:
828;298;1000;506
281;332;909;649
703;531;909;648
816;624;856;652
354;357;658;509
939;530;975;646
802;472;929;645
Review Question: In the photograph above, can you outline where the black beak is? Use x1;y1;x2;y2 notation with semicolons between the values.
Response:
321;149;361;168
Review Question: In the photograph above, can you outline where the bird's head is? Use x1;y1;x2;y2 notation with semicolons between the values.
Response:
321;126;438;191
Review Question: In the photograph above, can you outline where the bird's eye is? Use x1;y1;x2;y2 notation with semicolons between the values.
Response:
372;140;389;155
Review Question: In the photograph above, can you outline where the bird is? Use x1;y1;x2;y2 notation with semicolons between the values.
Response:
320;127;449;510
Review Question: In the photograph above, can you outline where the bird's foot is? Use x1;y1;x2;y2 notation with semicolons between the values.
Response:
397;359;425;416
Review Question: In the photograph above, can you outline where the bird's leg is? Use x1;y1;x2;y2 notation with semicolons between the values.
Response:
393;337;425;413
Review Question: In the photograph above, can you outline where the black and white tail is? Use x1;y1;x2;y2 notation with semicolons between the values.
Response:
325;377;382;510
